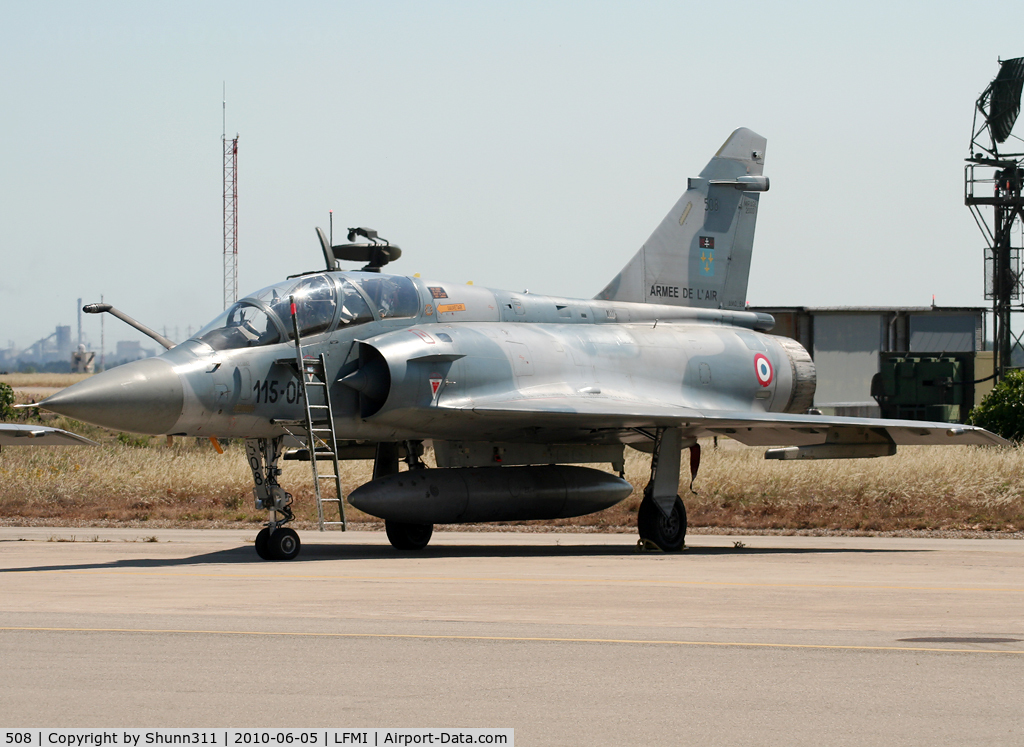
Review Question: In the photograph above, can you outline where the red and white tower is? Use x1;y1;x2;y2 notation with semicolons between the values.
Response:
223;132;239;309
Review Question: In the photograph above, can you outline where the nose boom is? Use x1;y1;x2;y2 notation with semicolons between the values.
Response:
39;358;184;435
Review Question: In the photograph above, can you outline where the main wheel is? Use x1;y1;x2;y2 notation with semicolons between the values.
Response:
637;494;687;552
268;527;301;560
385;521;433;550
255;527;272;560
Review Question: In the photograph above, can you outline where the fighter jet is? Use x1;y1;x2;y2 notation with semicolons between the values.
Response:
0;423;96;447
39;128;1006;560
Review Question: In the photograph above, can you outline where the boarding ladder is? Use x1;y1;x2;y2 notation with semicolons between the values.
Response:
288;297;346;531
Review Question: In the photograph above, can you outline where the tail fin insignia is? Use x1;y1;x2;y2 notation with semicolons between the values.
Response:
595;127;768;310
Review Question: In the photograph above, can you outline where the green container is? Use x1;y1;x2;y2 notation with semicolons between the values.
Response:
876;355;964;422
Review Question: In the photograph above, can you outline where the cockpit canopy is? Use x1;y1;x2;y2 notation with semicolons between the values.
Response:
192;273;420;351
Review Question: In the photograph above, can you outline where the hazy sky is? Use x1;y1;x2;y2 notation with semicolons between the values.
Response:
3;1;1023;351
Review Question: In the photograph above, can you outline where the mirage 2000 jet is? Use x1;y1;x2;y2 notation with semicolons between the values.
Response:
39;128;1007;560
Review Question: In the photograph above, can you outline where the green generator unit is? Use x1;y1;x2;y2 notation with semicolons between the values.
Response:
871;356;965;423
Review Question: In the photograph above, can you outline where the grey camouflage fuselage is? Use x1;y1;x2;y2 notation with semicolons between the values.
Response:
38;127;1006;555
100;278;815;445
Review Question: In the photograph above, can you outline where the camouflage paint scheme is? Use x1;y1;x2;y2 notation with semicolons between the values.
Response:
39;128;1006;554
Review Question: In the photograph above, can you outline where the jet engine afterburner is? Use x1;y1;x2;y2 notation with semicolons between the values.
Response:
774;336;816;414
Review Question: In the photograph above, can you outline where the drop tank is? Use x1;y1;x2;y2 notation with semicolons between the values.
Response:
348;465;633;524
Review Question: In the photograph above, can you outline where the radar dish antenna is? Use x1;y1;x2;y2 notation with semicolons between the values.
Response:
971;57;1024;159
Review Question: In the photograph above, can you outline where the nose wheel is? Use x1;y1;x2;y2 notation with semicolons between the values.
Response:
255;527;301;561
247;437;302;560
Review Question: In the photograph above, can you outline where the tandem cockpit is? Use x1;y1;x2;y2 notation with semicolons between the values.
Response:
191;272;420;351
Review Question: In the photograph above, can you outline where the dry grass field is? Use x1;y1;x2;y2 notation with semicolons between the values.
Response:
2;375;1022;533
0;373;93;389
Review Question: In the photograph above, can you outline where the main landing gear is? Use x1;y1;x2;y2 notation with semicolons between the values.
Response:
636;428;696;552
246;437;302;561
385;521;433;551
376;440;435;551
637;494;687;552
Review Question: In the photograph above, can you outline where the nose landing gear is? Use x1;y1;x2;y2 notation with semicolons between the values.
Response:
247;437;301;561
255;526;301;560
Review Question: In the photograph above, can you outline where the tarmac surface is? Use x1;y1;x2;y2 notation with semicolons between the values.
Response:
0;527;1021;745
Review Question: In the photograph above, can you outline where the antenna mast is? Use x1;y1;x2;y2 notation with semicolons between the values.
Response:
965;57;1024;382
100;294;105;371
223;85;239;310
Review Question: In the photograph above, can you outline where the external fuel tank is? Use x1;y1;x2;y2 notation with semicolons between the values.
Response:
348;465;633;524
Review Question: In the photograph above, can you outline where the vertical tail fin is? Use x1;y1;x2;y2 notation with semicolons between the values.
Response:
595;128;768;310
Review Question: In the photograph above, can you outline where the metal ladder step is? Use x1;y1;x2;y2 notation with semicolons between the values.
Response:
289;301;346;533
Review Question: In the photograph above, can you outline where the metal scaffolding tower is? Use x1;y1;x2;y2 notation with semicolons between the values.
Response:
223;133;239;310
966;57;1024;382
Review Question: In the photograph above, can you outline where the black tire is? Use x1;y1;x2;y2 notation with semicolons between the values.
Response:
637;494;687;552
255;527;273;560
385;521;433;551
268;527;301;560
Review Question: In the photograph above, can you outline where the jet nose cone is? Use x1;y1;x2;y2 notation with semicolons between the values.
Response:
40;358;184;435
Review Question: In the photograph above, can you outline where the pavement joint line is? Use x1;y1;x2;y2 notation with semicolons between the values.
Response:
11;569;1023;593
1;626;1022;654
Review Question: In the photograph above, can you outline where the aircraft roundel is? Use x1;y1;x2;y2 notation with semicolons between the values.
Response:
754;353;773;387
